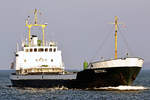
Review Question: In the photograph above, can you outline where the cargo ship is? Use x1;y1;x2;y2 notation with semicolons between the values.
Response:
10;10;144;88
76;16;144;88
10;9;77;88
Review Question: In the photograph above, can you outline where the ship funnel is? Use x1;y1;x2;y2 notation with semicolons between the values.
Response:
31;35;38;46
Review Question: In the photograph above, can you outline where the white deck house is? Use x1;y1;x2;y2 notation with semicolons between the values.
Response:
15;36;64;74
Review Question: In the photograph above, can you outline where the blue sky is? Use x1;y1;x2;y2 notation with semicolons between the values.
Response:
0;0;150;69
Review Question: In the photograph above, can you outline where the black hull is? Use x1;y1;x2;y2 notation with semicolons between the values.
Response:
11;79;76;88
10;74;77;88
10;67;141;88
76;67;141;88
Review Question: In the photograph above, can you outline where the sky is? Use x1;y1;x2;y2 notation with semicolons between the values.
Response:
0;0;150;70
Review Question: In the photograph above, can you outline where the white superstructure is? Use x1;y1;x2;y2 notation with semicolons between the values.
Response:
15;39;64;74
12;9;64;75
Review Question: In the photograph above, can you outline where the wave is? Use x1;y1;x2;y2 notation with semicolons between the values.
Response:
12;85;149;91
93;86;149;91
15;86;69;91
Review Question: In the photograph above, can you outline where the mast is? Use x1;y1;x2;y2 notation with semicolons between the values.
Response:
34;9;38;24
26;9;47;47
115;16;118;59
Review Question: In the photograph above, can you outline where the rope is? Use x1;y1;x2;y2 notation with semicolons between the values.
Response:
89;24;134;63
117;25;134;57
89;26;114;62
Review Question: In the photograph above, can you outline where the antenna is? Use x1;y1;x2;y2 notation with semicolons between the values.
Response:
16;43;19;52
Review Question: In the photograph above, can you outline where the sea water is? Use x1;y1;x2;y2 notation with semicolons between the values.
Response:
0;70;150;100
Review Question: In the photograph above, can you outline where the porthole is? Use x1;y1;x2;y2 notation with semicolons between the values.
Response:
24;59;27;62
25;49;29;52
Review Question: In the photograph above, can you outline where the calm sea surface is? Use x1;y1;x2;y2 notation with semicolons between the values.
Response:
0;70;150;100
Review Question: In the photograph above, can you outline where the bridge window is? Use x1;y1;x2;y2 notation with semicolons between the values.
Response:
30;48;33;52
38;48;44;52
34;48;37;52
54;48;56;52
45;48;48;52
49;48;52;52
